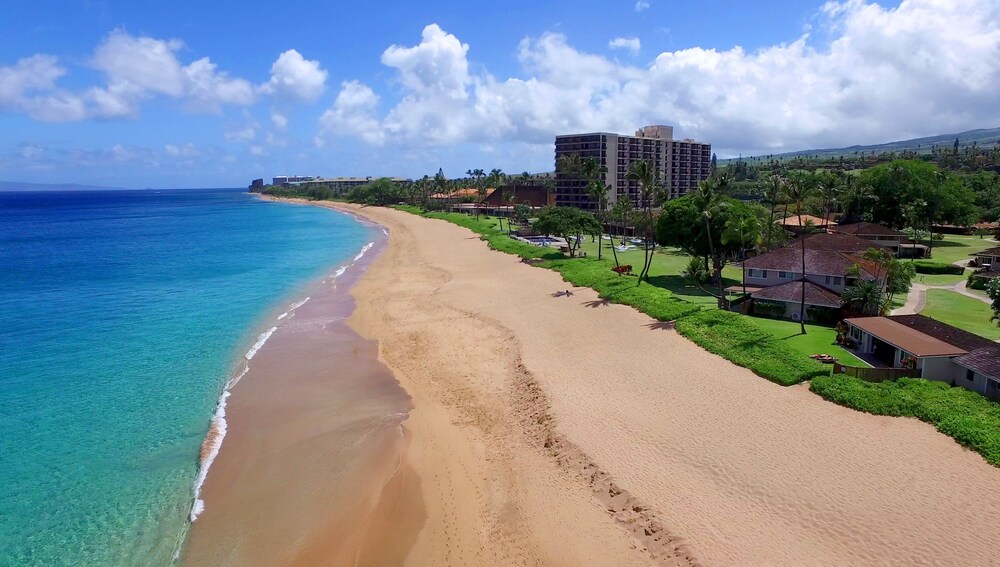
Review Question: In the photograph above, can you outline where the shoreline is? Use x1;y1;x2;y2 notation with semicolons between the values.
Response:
182;200;413;565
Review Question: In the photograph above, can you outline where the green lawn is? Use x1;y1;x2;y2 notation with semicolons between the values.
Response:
750;317;869;366
920;290;1000;340
926;234;997;265
914;272;968;286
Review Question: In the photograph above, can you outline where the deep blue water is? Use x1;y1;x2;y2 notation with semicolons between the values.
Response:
0;189;375;566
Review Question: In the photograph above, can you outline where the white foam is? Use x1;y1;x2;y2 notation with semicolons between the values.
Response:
332;265;348;279
190;390;230;522
245;327;277;361
353;242;375;262
382;227;389;236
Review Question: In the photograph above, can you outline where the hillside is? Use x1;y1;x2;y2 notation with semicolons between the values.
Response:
725;127;1000;162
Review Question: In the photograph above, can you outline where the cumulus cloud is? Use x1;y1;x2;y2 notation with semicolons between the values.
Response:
317;80;385;145
0;31;256;121
260;49;327;102
635;1;650;12
320;1;1000;155
609;37;641;53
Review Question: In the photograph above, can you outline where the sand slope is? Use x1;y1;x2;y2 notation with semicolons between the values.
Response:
338;203;1000;566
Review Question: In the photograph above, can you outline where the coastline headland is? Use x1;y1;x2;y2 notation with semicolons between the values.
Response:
188;197;1000;565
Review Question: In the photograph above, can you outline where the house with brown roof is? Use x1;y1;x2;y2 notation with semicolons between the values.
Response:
829;222;927;258
972;246;1000;272
738;241;883;321
845;315;1000;401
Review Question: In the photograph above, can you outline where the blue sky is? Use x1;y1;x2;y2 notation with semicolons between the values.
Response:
2;0;998;188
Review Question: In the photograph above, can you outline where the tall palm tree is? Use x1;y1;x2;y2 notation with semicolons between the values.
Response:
763;174;786;251
693;177;729;306
581;157;609;260
786;174;816;334
625;160;660;284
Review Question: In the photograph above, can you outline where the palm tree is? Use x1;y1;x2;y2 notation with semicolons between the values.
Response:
763;174;786;251
722;210;761;296
581;157;609;260
786;174;817;334
693;177;729;306
625;160;661;284
485;168;503;222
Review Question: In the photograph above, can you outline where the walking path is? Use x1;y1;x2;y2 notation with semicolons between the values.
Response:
891;277;991;315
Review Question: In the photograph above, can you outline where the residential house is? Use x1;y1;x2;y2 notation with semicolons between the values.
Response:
845;314;1000;401
972;246;1000;271
829;222;927;258
738;236;883;321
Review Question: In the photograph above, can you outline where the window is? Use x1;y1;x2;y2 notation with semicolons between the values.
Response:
990;379;999;390
747;269;761;278
761;270;769;278
778;271;793;280
967;369;976;382
825;275;844;286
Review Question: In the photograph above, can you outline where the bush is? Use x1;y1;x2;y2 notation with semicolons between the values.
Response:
675;310;829;385
968;271;989;290
912;260;964;275
753;300;787;318
811;375;1000;467
807;306;841;326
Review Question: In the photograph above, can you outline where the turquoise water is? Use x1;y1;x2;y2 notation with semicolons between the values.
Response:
0;189;376;566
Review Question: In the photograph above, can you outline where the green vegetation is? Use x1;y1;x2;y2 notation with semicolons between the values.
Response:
750;318;868;366
912;260;965;275
921;290;1000;340
925;234;996;265
811;375;1000;467
674;311;830;385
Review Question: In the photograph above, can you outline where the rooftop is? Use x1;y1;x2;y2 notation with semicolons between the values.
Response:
780;214;833;228
974;246;1000;257
954;347;1000;379
751;279;842;308
744;247;878;278
845;316;969;357
847;314;997;359
830;222;905;238
791;232;887;253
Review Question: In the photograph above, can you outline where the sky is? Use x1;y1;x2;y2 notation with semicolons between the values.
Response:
1;0;998;188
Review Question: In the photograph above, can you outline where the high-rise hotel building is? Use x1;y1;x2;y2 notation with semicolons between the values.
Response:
554;125;711;210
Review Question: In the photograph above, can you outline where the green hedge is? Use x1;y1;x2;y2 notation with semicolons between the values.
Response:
675;310;829;385
968;272;989;290
912;260;965;275
811;375;1000;466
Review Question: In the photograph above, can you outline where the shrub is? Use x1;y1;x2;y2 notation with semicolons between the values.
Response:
675;310;829;385
811;375;1000;467
968;271;989;290
753;300;787;318
912;260;964;275
807;306;841;326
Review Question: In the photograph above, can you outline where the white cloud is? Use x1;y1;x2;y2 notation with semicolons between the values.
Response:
260;49;327;102
635;1;650;12
224;125;256;143
165;143;199;158
321;1;1000;155
609;37;641;53
317;80;385;145
271;111;288;129
0;31;255;122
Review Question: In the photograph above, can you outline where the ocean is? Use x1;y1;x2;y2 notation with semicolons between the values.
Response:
0;189;378;566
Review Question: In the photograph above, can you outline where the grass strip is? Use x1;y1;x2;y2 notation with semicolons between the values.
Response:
811;375;1000;466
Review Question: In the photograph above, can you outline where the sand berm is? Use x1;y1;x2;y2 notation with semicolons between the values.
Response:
310;201;1000;566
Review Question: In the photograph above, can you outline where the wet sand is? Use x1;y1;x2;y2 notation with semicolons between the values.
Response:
183;231;415;565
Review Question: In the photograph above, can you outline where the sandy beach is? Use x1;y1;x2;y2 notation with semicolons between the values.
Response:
331;202;1000;566
190;198;1000;566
